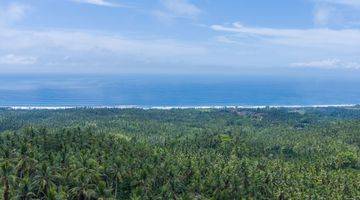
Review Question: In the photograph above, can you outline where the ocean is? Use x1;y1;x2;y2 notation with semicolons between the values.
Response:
0;73;360;107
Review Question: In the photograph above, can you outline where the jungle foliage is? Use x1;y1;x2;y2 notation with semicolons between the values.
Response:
0;107;359;199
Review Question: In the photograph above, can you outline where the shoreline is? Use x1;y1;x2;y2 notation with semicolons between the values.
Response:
0;104;358;110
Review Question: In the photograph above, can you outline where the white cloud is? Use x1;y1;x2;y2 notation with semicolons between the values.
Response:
311;0;360;28
161;0;201;17
154;0;201;21
291;59;360;69
0;0;206;73
316;0;360;7
0;26;207;72
70;0;127;7
0;27;206;56
313;5;334;26
215;36;238;44
211;22;360;48
0;3;30;24
291;59;340;68
0;54;37;65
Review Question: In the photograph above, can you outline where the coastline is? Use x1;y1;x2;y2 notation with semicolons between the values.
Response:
0;104;358;110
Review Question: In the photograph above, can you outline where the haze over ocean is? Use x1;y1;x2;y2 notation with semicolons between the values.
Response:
1;73;359;107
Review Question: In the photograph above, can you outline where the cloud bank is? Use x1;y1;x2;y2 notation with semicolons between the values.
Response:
291;59;360;69
0;54;37;65
211;22;360;48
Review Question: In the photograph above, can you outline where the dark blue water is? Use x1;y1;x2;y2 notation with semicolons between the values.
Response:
0;74;359;107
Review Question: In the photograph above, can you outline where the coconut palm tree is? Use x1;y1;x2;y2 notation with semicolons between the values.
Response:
32;163;60;198
1;161;12;200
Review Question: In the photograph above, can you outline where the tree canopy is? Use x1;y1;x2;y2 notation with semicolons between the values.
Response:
0;107;359;199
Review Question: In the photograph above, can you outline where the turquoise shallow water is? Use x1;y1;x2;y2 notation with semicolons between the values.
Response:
0;74;359;107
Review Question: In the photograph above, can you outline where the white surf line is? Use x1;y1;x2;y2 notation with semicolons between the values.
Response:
137;104;357;109
1;104;358;110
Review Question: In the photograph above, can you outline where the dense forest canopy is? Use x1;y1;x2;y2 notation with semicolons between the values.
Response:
0;107;359;199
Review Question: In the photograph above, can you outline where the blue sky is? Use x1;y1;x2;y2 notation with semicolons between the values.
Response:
0;0;360;74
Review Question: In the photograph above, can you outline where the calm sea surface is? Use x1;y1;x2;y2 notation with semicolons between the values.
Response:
0;74;359;107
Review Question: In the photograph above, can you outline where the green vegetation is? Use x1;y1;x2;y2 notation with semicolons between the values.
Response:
0;107;359;199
